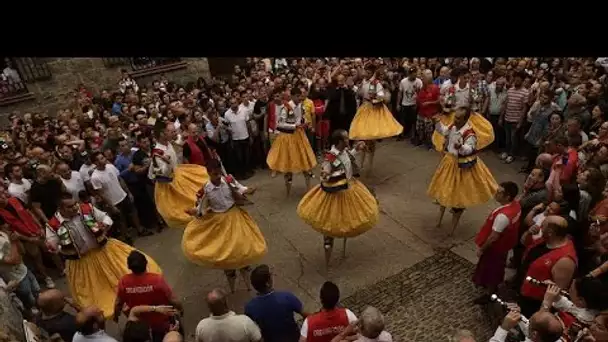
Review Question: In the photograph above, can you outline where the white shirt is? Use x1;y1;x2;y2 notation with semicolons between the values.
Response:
440;79;453;95
360;81;386;101
45;205;113;255
203;179;235;213
61;171;86;201
399;77;423;106
206;122;230;144
553;296;597;325
149;141;178;180
270;103;284;133
0;231;28;283
300;309;358;338
2;67;21;83
90;164;127;206
580;130;589;143
118;77;139;94
73;330;118;342
323;145;360;180
7;178;31;204
435;122;476;157
224;107;250;141
490;204;510;233
452;81;471;107
355;331;393;342
195;311;261;342
532;212;546;240
79;163;96;183
489;325;560;342
276;101;304;130
239;101;256;117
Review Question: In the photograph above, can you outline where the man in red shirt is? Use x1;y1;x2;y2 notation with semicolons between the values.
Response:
517;215;577;318
548;135;579;185
472;181;521;304
113;251;182;342
416;70;440;149
299;281;357;342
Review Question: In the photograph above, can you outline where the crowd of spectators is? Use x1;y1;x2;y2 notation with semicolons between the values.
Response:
1;56;608;341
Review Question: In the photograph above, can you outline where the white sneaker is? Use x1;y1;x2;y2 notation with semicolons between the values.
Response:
499;152;508;160
505;156;514;164
44;277;55;289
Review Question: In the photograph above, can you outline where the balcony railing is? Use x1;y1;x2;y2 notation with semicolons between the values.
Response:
0;78;34;105
13;58;52;82
102;57;187;78
102;57;130;68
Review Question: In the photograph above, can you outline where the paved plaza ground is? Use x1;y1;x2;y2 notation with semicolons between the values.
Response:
59;140;525;341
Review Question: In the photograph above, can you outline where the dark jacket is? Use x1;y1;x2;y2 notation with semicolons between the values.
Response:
325;85;357;131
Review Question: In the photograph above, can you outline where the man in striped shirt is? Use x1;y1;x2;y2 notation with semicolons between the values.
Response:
499;71;529;164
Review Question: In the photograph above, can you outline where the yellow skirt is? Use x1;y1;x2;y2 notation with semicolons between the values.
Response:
155;164;209;229
349;102;404;140
66;238;162;319
427;154;498;208
182;206;267;270
266;128;317;173
297;179;379;238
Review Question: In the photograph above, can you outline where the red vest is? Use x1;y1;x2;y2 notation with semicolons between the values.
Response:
520;239;577;300
185;135;209;166
475;201;521;254
0;197;41;237
306;308;349;342
557;311;578;342
267;103;277;131
313;99;325;117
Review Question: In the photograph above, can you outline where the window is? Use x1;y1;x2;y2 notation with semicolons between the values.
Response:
102;57;187;78
0;57;31;103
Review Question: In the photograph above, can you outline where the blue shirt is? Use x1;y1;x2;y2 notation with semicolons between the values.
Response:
244;291;302;342
112;102;122;115
433;77;447;86
114;152;137;184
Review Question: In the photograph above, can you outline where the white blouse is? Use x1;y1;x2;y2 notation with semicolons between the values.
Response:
149;142;178;180
435;122;476;156
45;206;113;255
203;178;235;213
322;145;360;180
360;80;385;101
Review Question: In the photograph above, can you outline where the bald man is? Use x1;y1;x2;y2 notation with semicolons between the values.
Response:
163;331;183;342
518;215;577;317
434;66;450;86
195;288;261;342
35;289;78;342
183;123;214;167
73;306;118;342
490;309;562;342
528;311;563;342
535;153;553;171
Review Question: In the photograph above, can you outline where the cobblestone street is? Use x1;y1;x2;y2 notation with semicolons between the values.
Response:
342;250;496;341
57;139;524;341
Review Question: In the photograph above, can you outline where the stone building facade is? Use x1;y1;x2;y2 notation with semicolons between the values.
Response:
0;57;212;124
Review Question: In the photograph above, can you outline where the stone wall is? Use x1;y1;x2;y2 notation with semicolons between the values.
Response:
0;57;211;124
